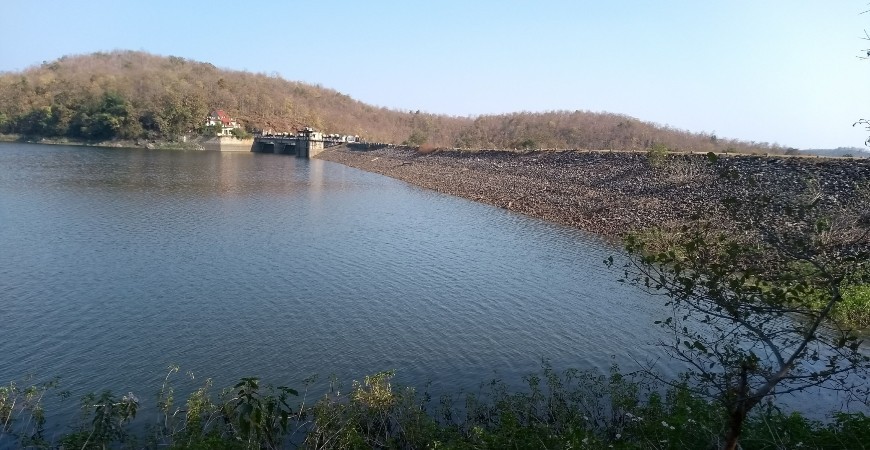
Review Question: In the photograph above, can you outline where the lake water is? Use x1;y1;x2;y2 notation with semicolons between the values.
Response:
0;142;855;417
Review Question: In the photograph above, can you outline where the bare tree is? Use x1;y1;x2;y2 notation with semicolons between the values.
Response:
610;159;870;449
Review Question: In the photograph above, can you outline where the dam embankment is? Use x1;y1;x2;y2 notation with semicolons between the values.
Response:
317;146;870;237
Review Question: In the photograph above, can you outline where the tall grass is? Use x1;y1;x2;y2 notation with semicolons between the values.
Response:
1;364;867;449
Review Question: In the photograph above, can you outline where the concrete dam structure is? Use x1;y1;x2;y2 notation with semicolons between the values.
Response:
252;128;332;158
201;127;364;157
202;136;255;152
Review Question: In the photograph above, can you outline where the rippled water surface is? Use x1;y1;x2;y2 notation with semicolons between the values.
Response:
1;143;677;400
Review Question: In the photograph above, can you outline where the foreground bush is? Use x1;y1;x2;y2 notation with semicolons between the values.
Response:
1;365;867;449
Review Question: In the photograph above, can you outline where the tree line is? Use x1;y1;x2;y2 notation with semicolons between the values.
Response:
0;51;787;153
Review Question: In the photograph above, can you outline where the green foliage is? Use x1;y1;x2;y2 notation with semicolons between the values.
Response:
54;91;136;140
404;129;428;146
0;112;9;133
202;123;223;136
840;284;870;328
60;390;140;449
17;106;55;136
227;377;299;448
613;164;870;447
0;378;59;448
790;260;870;328
305;365;870;450
306;371;444;449
230;127;251;139
647;142;669;167
1;367;869;449
513;138;537;150
157;91;207;139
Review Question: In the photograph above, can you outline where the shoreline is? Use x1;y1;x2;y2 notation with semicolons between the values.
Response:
0;134;249;151
4;137;868;239
316;145;870;238
0;133;189;150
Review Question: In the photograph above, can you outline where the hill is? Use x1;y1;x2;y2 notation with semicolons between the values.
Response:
0;51;783;153
799;147;870;158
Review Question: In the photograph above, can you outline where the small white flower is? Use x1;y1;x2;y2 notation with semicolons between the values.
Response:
661;421;669;428
669;425;675;430
615;433;621;439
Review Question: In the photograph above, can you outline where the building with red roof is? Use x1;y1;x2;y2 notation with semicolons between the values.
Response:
205;110;241;136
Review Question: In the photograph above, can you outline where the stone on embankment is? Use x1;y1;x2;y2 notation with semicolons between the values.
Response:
316;146;870;237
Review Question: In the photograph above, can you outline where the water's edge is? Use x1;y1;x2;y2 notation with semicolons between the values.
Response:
315;145;870;238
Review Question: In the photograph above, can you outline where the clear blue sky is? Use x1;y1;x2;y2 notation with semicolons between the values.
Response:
1;1;868;149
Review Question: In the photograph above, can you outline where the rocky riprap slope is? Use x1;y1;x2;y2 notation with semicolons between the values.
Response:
317;146;870;237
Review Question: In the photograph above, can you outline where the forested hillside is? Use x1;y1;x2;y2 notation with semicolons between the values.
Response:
0;51;783;153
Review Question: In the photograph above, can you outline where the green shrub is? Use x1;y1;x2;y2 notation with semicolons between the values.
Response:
403;130;428;147
840;284;870;329
230;128;251;139
647;143;669;168
2;366;868;449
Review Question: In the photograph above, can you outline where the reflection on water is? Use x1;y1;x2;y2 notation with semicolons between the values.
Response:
0;143;857;419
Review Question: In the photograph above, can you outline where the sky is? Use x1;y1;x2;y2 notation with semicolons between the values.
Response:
1;1;868;149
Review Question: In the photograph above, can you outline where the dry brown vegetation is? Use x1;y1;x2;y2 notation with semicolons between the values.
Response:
0;50;786;153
